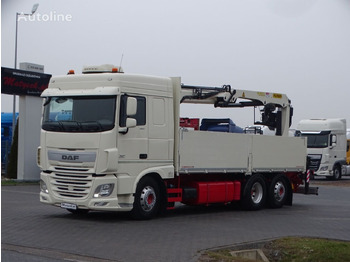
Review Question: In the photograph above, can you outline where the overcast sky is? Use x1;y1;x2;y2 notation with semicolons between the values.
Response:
2;0;350;129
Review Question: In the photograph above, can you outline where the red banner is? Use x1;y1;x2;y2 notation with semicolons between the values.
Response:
1;67;51;96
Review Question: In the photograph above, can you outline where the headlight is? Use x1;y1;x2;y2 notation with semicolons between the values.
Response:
320;166;328;171
37;147;41;167
94;184;114;198
40;180;48;194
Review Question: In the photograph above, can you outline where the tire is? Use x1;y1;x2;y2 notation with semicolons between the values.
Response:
332;166;342;180
241;174;266;211
131;177;160;220
268;174;289;208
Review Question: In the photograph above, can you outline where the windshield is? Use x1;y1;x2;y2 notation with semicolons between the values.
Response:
42;96;116;132
299;134;329;148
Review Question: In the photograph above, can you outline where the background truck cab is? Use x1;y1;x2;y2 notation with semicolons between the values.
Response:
296;118;347;180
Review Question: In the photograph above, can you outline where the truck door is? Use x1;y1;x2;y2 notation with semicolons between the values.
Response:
118;94;148;163
329;134;345;163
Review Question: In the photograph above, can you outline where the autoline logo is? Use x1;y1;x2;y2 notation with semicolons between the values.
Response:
18;11;72;22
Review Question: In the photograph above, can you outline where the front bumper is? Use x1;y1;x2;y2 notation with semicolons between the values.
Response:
313;164;332;177
314;170;332;177
40;172;134;212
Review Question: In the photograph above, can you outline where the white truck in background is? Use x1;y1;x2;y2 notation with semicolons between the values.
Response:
38;64;317;219
296;118;350;180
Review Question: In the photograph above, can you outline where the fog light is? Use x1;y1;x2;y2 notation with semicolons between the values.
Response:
94;184;114;198
40;180;48;194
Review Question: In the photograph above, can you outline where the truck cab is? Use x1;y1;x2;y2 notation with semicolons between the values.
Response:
295;118;347;180
38;65;175;213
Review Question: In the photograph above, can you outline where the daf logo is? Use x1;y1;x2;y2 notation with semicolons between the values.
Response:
48;150;96;163
62;155;79;161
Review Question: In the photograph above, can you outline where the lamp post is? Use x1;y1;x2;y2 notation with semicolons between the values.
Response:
12;3;39;138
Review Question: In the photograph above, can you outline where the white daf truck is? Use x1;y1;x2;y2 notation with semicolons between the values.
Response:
38;65;317;219
296;118;350;180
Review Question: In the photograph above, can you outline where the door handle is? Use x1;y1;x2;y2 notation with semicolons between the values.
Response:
139;154;147;159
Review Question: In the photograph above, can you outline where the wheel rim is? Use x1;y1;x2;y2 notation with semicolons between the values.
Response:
273;181;285;202
251;182;263;204
140;186;156;212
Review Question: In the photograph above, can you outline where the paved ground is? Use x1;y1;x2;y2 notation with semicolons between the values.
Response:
2;178;350;262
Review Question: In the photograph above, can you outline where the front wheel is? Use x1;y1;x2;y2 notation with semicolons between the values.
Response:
267;174;289;208
332;166;342;180
131;177;160;220
241;174;266;211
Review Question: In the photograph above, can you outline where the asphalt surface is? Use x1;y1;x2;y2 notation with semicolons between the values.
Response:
2;179;350;262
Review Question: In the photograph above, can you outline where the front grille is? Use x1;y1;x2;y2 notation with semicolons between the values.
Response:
50;172;93;198
307;154;322;171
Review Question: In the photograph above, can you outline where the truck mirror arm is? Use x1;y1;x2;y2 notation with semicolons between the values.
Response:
119;127;128;134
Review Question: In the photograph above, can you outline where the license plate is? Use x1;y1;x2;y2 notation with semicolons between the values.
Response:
61;203;77;210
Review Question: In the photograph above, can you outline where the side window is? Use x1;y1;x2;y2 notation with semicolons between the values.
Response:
119;95;146;127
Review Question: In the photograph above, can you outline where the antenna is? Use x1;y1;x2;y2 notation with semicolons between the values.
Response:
119;54;124;71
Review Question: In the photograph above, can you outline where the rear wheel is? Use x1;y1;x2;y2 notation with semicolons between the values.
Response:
268;174;289;208
241;174;266;210
131;177;160;220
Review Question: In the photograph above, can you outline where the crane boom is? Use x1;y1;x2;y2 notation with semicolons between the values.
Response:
180;84;292;136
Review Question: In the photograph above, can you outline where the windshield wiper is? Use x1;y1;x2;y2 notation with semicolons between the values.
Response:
43;120;110;132
42;121;65;131
60;121;84;132
81;121;103;132
57;121;65;131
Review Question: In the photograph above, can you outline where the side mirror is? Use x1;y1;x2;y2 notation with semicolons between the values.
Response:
119;96;137;134
126;118;137;128
126;97;137;116
331;135;337;147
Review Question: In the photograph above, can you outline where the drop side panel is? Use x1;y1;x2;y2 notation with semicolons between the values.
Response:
178;130;251;173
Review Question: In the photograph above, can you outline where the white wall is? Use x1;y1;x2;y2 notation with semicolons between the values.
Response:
17;96;42;180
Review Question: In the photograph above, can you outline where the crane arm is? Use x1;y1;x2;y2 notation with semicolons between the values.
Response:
180;84;292;137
